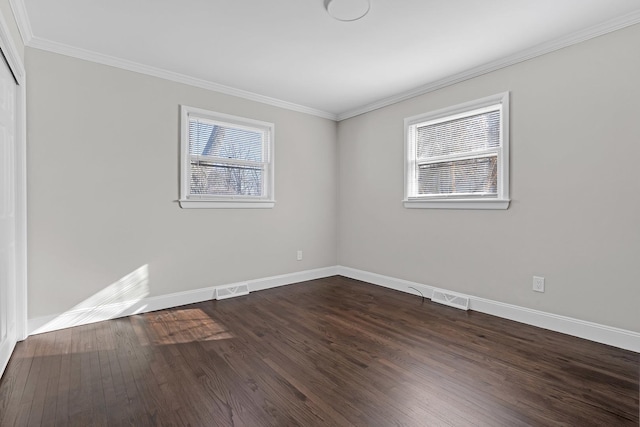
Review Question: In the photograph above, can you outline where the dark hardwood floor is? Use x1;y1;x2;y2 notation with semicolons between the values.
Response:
0;276;638;426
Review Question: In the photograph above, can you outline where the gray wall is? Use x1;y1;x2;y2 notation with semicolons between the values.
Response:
25;22;640;333
337;24;640;332
26;49;337;319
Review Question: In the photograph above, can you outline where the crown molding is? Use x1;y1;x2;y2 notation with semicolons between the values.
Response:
8;0;32;45
10;1;640;122
336;9;640;121
10;0;337;119
26;36;338;120
10;0;336;121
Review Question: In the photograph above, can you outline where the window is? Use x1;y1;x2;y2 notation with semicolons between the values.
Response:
179;106;275;209
404;92;510;209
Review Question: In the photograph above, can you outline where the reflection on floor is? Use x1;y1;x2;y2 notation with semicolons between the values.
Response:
1;276;638;426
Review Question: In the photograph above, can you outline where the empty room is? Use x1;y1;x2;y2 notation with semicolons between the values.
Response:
0;0;639;425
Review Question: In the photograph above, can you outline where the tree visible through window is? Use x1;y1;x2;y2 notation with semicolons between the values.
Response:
189;121;263;196
180;106;275;208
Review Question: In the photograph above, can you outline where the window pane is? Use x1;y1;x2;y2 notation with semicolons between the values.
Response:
189;120;264;162
190;163;263;196
417;110;500;159
418;156;497;196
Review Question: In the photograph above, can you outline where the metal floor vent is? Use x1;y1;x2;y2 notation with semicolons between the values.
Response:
431;288;470;311
215;284;250;300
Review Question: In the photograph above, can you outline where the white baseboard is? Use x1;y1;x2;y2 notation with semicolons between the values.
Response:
337;266;640;353
0;324;16;379
28;266;338;335
248;266;339;292
27;265;639;353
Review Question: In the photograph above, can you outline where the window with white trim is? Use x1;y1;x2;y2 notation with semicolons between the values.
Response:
404;92;510;210
179;106;275;209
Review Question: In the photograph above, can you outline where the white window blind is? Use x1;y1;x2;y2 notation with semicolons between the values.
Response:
180;106;275;209
404;92;510;209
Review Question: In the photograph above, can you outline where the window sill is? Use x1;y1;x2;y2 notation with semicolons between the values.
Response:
179;199;275;209
403;198;510;210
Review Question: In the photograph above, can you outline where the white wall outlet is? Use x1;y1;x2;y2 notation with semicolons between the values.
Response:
297;250;303;261
533;276;545;293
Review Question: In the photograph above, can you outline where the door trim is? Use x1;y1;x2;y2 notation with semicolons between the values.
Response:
0;9;27;341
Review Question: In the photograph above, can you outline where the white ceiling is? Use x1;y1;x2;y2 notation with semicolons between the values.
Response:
17;0;640;119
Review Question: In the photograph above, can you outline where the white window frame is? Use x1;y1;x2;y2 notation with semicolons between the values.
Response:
179;105;275;209
403;92;510;210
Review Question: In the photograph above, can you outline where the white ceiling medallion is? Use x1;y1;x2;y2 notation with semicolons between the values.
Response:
325;0;370;22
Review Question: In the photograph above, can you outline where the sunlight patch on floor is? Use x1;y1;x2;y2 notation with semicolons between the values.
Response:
141;308;234;345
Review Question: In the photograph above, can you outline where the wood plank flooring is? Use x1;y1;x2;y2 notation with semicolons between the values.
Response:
0;276;638;426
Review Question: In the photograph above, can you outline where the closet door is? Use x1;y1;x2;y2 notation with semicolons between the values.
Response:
0;53;17;378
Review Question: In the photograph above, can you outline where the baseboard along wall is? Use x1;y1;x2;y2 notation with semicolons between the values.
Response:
28;266;339;335
336;266;640;353
27;265;639;353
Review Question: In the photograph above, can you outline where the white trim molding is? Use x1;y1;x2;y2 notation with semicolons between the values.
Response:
0;5;25;84
337;266;640;353
28;266;339;336
26;36;338;121
178;200;276;209
337;9;640;120
179;105;276;208
8;0;32;45
9;0;640;122
403;92;510;210
403;199;510;210
14;70;26;341
26;265;640;353
0;5;28;343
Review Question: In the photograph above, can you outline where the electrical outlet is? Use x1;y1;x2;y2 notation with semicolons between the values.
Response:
297;250;303;261
533;276;545;293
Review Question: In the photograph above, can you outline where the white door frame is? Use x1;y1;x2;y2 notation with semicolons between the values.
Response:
0;10;27;342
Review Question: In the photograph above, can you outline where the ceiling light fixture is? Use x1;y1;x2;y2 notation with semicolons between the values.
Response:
325;0;370;22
